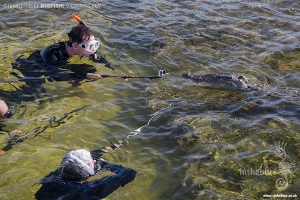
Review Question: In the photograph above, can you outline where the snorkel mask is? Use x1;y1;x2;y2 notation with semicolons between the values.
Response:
71;14;100;54
78;39;100;53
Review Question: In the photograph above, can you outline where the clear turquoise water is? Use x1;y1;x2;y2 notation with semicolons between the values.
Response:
0;0;299;199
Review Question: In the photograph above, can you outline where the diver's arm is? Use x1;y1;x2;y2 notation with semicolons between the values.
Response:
41;52;79;82
48;71;78;82
67;63;101;81
47;63;99;82
41;47;97;81
104;164;136;187
87;163;136;199
63;63;102;81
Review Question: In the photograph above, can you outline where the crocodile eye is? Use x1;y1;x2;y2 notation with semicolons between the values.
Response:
237;75;244;79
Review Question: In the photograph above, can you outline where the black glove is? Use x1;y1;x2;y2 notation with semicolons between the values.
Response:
95;158;109;172
90;54;115;71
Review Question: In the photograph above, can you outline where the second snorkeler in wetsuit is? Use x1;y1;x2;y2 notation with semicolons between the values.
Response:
35;149;136;199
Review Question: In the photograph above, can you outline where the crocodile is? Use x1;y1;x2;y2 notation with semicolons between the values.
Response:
182;72;257;91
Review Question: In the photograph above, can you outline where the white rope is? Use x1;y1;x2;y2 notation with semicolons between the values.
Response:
125;103;173;140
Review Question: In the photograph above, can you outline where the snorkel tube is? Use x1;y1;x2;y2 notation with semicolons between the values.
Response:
72;14;87;26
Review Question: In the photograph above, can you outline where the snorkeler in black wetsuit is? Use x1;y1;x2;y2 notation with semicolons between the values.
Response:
12;21;111;84
35;149;136;200
10;16;112;102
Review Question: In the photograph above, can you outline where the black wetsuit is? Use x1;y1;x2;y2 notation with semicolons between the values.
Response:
35;151;136;200
13;42;98;83
11;42;110;101
37;42;70;66
36;42;111;68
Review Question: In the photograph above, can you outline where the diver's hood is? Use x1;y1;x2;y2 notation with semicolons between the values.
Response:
61;149;95;181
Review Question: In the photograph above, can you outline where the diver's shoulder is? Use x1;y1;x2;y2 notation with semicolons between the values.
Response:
40;42;64;55
40;42;67;65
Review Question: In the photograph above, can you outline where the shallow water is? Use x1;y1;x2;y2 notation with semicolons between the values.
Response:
0;0;299;199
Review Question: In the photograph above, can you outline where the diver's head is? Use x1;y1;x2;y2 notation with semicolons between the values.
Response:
67;25;100;57
61;149;96;181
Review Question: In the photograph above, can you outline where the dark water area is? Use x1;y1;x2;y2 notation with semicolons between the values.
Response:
0;0;299;199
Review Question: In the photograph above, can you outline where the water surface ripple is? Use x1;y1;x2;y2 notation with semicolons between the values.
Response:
0;0;299;199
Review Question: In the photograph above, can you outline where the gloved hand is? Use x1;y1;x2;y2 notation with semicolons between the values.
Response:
90;54;114;70
104;62;113;69
86;73;102;81
95;158;109;172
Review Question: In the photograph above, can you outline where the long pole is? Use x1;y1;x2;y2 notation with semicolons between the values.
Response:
100;69;166;80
